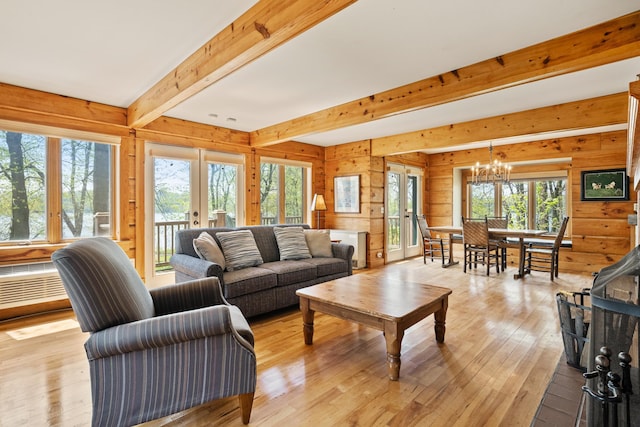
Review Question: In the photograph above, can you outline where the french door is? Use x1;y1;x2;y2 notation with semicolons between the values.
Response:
144;143;244;286
386;164;422;262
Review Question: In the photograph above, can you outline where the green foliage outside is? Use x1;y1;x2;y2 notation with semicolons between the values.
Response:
470;178;566;232
259;163;305;224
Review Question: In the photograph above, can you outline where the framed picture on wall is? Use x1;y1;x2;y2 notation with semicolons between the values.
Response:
580;168;629;201
334;175;360;213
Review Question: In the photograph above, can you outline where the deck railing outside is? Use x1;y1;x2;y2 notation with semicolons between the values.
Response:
387;216;400;249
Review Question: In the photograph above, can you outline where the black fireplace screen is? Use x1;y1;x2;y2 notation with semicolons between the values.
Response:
586;246;640;426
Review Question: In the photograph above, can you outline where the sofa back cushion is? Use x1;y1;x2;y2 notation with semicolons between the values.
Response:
193;231;226;269
217;230;264;271
174;224;311;263
274;226;312;260
304;229;334;257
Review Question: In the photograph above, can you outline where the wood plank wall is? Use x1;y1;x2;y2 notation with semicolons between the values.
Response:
324;141;428;269
428;130;635;275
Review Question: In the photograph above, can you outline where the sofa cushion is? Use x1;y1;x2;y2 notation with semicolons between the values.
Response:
304;229;333;258
193;231;226;269
260;261;317;286
223;267;277;298
274;226;311;260
217;229;264;271
302;257;350;277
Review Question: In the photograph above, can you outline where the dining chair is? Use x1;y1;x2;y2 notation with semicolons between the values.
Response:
462;217;501;275
486;215;509;269
525;217;570;281
416;214;450;265
52;237;256;426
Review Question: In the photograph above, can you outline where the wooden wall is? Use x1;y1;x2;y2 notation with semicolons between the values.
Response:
428;130;635;275
324;141;428;269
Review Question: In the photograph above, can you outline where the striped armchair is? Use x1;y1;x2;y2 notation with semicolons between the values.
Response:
52;238;256;426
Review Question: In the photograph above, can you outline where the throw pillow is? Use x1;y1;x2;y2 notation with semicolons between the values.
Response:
274;226;312;260
216;229;264;271
304;229;333;258
193;231;226;269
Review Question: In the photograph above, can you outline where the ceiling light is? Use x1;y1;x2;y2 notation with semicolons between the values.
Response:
471;142;512;183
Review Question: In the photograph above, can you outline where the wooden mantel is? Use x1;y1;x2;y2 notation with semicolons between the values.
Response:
628;79;640;190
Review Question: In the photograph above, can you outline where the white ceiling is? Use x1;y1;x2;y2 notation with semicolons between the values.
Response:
1;0;639;153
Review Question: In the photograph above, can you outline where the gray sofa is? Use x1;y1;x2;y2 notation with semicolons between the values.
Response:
170;224;354;318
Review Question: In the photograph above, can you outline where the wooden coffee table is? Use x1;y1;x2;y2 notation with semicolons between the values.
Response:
296;274;452;380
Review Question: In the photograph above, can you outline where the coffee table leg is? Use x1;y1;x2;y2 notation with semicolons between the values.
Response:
300;297;315;345
434;297;448;343
383;321;404;381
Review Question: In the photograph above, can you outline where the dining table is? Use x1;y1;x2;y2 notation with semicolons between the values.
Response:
425;225;548;279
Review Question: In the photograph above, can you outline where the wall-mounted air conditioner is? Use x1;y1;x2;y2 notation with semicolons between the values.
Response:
0;264;67;309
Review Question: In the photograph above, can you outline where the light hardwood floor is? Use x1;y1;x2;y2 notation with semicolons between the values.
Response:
0;257;593;426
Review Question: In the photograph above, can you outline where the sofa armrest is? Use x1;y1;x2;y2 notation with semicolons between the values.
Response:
150;277;229;315
170;253;224;282
332;243;355;274
331;242;354;260
84;305;253;360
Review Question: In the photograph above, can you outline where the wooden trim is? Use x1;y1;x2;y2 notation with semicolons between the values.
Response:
127;0;359;128
250;11;640;146
46;138;62;243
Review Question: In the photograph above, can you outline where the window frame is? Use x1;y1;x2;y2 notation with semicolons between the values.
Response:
0;121;119;245
259;157;311;225
466;170;568;232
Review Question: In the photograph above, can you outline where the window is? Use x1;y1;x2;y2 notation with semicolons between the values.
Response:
0;129;116;243
468;175;567;232
61;139;112;238
260;159;309;225
0;131;47;241
469;182;495;219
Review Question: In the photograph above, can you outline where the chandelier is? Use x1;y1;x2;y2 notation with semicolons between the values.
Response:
471;142;512;183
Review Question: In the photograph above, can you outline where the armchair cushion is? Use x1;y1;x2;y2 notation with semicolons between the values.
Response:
52;237;155;333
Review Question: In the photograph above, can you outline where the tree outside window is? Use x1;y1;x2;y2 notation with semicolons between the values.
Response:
469;177;566;232
469;182;495;219
61;139;112;238
260;161;307;225
0;131;46;241
209;163;238;227
502;181;529;229
0;129;114;243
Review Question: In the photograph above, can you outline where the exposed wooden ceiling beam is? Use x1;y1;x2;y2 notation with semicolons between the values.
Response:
0;83;129;137
250;11;640;147
127;0;358;128
371;92;628;156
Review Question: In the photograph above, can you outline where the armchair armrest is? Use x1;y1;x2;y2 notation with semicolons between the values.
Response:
170;253;224;282
85;305;253;360
150;277;229;315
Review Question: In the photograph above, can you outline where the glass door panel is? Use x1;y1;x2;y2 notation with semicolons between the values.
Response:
145;145;244;286
386;164;422;262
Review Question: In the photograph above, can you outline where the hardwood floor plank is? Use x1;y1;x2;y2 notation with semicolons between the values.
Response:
0;258;592;426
